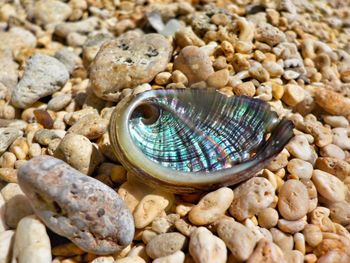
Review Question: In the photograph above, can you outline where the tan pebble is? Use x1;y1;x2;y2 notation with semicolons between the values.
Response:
173;46;214;85
255;22;286;46
255;83;273;101
146;232;187;259
247;238;286;263
257;208;279;229
211;13;230;26
0;193;6;232
294;233;306;254
329;201;350;226
0;230;15;263
176;203;194;217
54;133;103;175
284;250;303;263
206;69;229;89
12;215;51;263
0;152;16;168
320;144;345;160
151;216;174;234
314;236;349;258
153;251;185;263
304;253;317;263
127;244;149;261
315;157;350;181
232;81;256;97
283;70;300;80
309;207;335;232
171;70;188;85
315;88;350;116
278;179;309;220
332;128;350;150
154;72;172;86
229;177;275;221
303;224;323;247
133;190;174;228
278;217;307;234
0;168;17;183
271;82;284;100
287;159;313;180
217;218;258;262
213;56;228;70
189;227;227;263
141;229;158;244
263;61;284;77
175;218;195;237
117;181;151;213
312;170;346;202
317;251;350;263
29;143;42;158
67;113;108;140
114;256;146;263
64;108;98;126
270;228;294;251
188;187;233;225
323;116;349;128
286;135;316;163
52;242;84;257
302;116;333;147
282;84;305;106
300;179;318;212
249;64;270;82
267;149;289;171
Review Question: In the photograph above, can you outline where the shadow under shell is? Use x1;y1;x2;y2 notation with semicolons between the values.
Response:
109;89;294;192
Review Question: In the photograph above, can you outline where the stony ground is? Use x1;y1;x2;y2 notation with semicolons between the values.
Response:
0;0;350;262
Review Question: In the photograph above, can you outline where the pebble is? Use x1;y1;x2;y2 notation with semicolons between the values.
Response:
0;168;17;183
0;27;36;52
232;81;256;97
133;190;174;229
173;45;214;85
34;0;72;26
277;217;307;234
286;135;316;163
206;69;229;88
0;49;18;91
54;133;103;175
188;187;233;225
34;129;63;146
315;157;350;181
278;180;309;220
17;156;134;255
217;218;258;262
255;22;286;46
117;180;151;213
11;54;69;109
282;84;305;106
270;228;294;251
312;170;346;202
189;227;227;263
153;251;185;263
91;257;114;263
12;215;51;263
248;64;270;82
246;239;286;263
54;48;82;74
145;232;187;259
55;17;99;38
257;208;279;229
287;158;313;180
0;193;6;232
332;128;350;150
229;177;275;221
90;33;172;101
47;93;72;111
114;256;146;263
329;201;350;226
303;224;323;247
67;113;108;140
0;230;14;263
0;127;21;155
323;116;349;128
320;144;346;160
315;88;350;116
263;61;284;77
1;183;33;228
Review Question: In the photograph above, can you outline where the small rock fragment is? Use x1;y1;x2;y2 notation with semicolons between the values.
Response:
0;127;21;156
67;113;108;140
315;89;350;116
17;156;134;255
312;170;346;202
247;238;286;263
146;232;187;259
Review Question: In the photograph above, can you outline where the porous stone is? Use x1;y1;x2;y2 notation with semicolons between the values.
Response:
90;33;172;101
11;54;69;109
247;239;286;263
17;156;134;255
188;187;233;225
229;177;275;221
67;113;108;140
54;133;103;175
146;232;187;259
255;22;286;46
332;128;350;150
315;157;350;181
12;215;51;263
303;224;323;247
278;180;309;220
189;227;227;263
0;49;18;92
173;45;214;85
217;218;258;262
312;170;346;202
286;135;316;163
282;84;305;107
0;127;21;156
320;144;345;160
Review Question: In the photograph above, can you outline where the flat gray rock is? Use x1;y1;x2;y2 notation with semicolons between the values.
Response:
0;127;22;156
17;155;134;255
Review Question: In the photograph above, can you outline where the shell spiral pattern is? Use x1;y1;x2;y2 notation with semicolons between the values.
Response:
109;89;294;192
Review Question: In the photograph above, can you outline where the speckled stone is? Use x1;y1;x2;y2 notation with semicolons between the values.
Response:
90;32;172;101
0;127;21;155
17;156;134;255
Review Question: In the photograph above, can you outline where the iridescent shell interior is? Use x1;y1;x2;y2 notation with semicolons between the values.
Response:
109;89;294;192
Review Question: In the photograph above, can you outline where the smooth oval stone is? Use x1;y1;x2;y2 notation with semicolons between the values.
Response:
17;155;134;255
90;32;173;101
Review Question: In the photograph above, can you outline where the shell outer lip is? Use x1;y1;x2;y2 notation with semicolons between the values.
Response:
109;89;294;193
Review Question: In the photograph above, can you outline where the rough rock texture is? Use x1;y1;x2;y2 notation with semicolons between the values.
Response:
11;54;69;109
0;128;21;156
90;32;173;101
17;156;134;255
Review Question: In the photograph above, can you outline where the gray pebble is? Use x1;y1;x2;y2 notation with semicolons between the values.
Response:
11;54;69;109
47;93;72;111
67;113;108;140
17;155;134;255
34;129;63;146
54;48;82;74
0;127;22;155
90;32;173;101
146;232;187;259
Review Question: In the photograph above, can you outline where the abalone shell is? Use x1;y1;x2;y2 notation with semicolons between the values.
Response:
109;89;294;192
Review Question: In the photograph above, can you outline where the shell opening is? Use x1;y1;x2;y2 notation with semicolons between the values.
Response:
131;103;160;125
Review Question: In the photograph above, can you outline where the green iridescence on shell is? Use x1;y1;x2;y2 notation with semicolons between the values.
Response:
109;89;294;192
